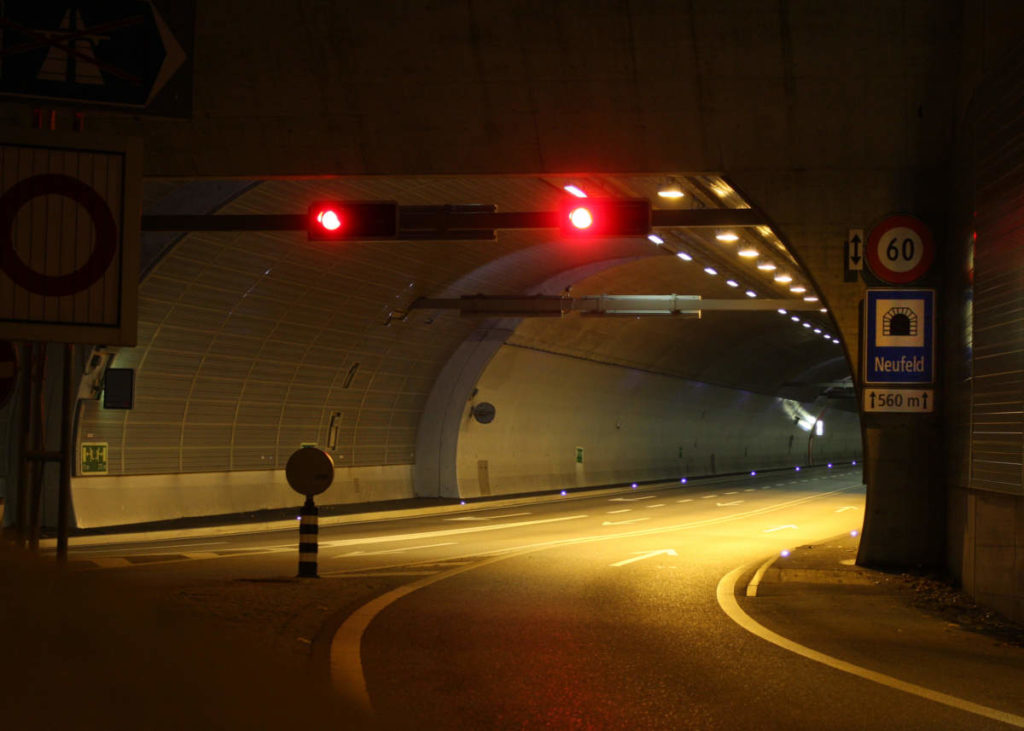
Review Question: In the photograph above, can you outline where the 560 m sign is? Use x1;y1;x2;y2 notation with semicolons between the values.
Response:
863;388;934;413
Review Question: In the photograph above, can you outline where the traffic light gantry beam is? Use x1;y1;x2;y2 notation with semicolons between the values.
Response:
140;206;766;236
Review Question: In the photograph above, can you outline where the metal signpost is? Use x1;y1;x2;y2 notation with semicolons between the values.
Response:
285;447;335;578
858;216;937;413
0;128;140;559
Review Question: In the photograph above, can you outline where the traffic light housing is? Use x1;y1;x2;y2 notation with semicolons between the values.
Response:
307;201;399;241
558;197;651;237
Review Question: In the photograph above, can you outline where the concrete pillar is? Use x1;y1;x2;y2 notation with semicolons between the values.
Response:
858;418;945;568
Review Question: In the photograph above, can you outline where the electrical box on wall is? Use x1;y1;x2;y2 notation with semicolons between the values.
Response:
103;368;135;409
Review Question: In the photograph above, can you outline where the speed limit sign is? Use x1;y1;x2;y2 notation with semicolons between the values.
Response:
866;215;934;284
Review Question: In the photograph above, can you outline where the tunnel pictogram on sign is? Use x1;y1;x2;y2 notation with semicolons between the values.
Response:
882;307;917;337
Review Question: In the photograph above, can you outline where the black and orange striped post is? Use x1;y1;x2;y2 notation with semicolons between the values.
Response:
285;447;335;579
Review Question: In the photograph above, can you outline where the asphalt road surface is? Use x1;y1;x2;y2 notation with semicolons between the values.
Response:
21;465;1019;729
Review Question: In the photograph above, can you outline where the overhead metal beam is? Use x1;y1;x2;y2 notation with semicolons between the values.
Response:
140;206;766;234
409;295;824;317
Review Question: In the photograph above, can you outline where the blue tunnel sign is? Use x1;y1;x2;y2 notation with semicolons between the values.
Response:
863;289;935;384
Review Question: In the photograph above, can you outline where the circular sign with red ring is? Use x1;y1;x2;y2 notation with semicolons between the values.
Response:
866;214;934;284
0;174;118;297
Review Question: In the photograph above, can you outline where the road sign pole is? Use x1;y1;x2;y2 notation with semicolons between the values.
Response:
27;343;46;552
14;343;31;548
298;496;319;578
56;343;74;564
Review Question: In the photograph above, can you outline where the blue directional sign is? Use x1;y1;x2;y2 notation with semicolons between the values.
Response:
864;289;935;384
0;1;193;116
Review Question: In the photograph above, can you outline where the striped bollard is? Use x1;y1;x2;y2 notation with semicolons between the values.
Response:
298;496;319;577
285;447;335;579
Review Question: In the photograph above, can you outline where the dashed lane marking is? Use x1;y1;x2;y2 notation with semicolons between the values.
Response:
601;517;650;526
607;509;632;514
83;515;588;569
335;542;457;558
444;512;531;522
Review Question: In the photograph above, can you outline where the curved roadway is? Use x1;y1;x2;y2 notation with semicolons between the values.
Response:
57;466;1024;729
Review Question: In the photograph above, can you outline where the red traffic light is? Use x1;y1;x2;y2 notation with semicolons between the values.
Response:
558;197;651;237
316;208;343;232
307;201;398;241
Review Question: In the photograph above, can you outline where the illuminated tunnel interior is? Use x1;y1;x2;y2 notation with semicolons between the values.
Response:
69;173;860;528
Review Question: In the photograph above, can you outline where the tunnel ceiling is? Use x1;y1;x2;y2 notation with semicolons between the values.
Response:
96;172;852;475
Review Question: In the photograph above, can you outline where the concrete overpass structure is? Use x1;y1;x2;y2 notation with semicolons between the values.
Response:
0;1;1021;624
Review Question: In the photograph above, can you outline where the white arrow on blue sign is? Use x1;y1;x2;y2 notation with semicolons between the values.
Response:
863;289;935;385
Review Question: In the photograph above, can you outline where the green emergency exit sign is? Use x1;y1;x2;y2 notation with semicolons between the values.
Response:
81;442;108;475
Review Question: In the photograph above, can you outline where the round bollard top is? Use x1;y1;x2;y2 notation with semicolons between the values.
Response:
285;447;335;496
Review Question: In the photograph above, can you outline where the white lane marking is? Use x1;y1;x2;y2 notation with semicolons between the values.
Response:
702;494;718;499
646;503;667;508
761;486;774;490
331;484;861;720
606;509;632;514
610;548;678;567
835;506;859;513
745;554;780;597
336;542;457;557
744;488;755;493
601;518;650;526
677;499;693;503
444;512;531;522
331;553;514;716
716;500;745;507
609;496;656;502
725;491;738;495
717;565;1024;728
764;525;798;533
317;514;589;549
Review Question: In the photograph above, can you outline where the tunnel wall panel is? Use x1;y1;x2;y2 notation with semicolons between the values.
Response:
70;464;415;530
946;30;1024;622
456;347;860;497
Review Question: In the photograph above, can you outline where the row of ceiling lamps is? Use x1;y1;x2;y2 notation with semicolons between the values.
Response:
653;182;841;346
562;183;838;345
654;231;838;344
